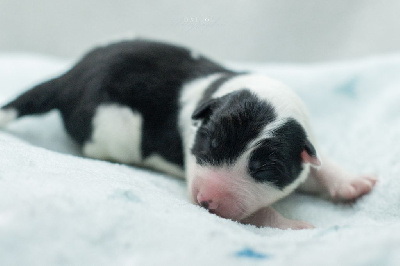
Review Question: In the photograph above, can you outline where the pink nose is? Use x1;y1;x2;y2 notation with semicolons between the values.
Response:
196;193;219;210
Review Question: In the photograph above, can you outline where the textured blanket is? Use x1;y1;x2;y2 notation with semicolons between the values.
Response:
1;53;399;266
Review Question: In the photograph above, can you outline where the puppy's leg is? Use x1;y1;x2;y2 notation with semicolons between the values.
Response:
241;207;314;230
299;156;377;201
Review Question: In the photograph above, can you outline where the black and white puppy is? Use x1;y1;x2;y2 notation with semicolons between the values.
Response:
0;39;377;229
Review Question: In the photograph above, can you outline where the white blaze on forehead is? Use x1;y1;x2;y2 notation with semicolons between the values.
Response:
247;118;290;149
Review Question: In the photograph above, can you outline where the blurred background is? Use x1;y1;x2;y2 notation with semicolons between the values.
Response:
0;0;400;63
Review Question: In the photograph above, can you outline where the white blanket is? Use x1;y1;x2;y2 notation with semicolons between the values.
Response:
1;54;399;266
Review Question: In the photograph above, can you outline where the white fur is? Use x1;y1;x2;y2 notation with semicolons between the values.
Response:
143;154;185;178
83;104;185;177
0;108;18;127
83;104;143;164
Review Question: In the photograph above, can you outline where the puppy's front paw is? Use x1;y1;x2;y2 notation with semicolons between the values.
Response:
278;219;315;230
329;175;377;201
241;207;315;230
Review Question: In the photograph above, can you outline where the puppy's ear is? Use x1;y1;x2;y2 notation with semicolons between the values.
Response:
191;98;219;120
301;139;322;168
192;91;242;120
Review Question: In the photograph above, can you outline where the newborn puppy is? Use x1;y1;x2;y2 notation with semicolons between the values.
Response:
0;39;377;229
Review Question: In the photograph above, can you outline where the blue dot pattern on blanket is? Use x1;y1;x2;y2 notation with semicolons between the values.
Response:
111;189;141;203
335;77;358;97
121;190;141;202
234;248;270;259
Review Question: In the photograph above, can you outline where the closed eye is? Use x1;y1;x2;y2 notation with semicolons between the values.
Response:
249;161;275;174
252;170;274;181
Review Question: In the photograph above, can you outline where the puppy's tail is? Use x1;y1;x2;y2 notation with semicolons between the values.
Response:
0;78;60;127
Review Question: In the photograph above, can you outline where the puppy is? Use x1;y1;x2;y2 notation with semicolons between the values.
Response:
0;39;377;229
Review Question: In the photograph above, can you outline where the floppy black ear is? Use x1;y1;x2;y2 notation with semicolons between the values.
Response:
191;99;219;120
301;139;321;168
304;139;317;157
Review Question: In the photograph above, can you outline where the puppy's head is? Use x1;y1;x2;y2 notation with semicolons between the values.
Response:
188;89;320;221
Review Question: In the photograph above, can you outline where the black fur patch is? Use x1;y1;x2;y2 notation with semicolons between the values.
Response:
248;119;309;189
191;89;276;166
